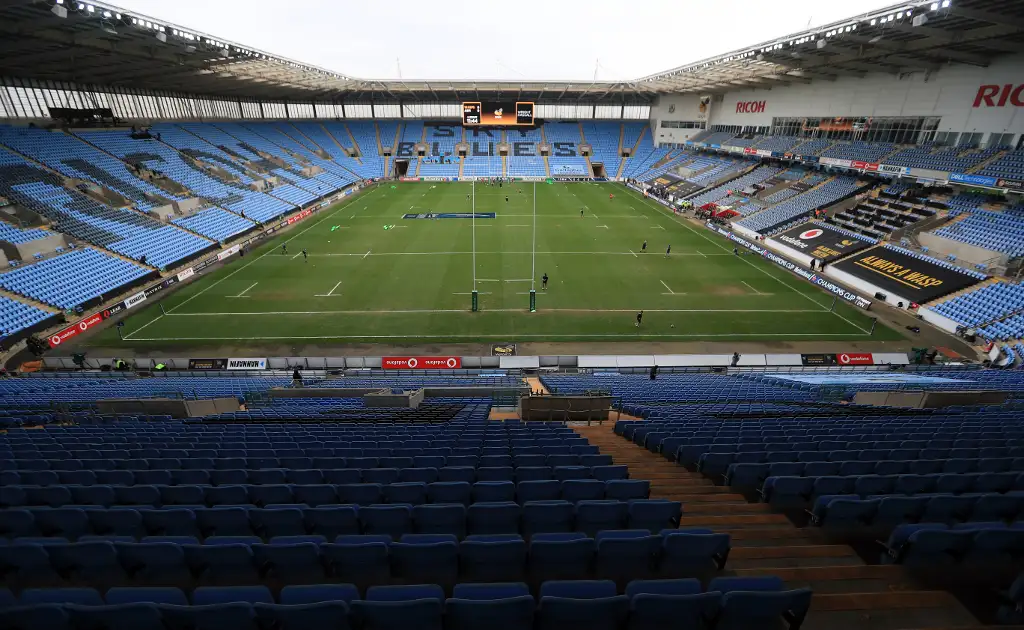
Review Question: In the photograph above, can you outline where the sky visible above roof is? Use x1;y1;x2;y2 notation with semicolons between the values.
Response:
110;0;901;81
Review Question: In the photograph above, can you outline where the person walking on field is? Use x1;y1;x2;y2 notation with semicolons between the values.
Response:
542;273;549;291
635;310;644;328
665;244;671;258
642;240;647;253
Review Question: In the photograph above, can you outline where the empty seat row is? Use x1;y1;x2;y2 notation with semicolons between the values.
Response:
0;456;611;471
0;465;624;486
0;529;726;590
761;472;1023;508
0;499;683;540
810;492;1024;530
0;479;646;508
881;522;1024;568
0;577;809;630
725;458;1023;488
679;445;1023;467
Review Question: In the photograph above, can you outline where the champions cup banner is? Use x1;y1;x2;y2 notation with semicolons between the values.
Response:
382;356;463;370
707;223;872;310
832;247;983;303
775;223;872;263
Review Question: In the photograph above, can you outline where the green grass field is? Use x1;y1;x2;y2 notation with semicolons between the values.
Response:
91;182;901;346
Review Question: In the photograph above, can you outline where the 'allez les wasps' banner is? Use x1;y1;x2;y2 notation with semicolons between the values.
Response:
775;223;872;263
832;247;984;303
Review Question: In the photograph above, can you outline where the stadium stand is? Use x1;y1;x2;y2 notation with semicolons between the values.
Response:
544;123;588;176
687;166;782;207
0;247;150;310
419;125;461;177
581;122;622;177
0;221;51;245
977;147;1024;181
737;176;864;234
0;295;52;339
171;208;256;243
506;127;546;178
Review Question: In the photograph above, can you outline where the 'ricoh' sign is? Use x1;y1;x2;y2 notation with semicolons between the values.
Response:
735;100;767;114
973;84;1024;108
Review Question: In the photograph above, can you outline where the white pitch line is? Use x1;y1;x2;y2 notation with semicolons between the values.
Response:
362;249;371;259
741;280;763;295
228;282;258;298
453;292;492;295
634;192;872;335
596;224;609;229
166;187;377;314
504;279;533;282
506;224;530;227
315;281;342;297
660;280;674;294
477;278;499;282
133;332;872;341
292;253;302;259
629;250;638;258
122;315;163;340
167;307;829;316
695;249;707;258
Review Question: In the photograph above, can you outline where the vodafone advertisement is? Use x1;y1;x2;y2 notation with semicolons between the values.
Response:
382;356;462;370
837;352;873;365
48;313;105;347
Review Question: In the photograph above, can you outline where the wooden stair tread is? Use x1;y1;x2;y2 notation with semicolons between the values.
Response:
730;544;859;559
811;591;962;612
678;514;791;526
733;565;906;580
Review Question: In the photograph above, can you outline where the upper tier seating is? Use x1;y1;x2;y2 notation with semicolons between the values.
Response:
736;176;862;234
977;148;1024;181
0;247;150;310
751;136;803;153
0;148;212;269
288;122;370;181
78;131;295;225
697;132;736;146
884;143;1004;173
819;141;896;163
0;126;184;211
620;123;647;153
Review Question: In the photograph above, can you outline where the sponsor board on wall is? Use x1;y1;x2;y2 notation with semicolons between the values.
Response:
775;223;872;263
878;164;910;176
832;247;983;303
48;312;105;347
217;244;241;261
819;158;853;168
998;179;1023;191
756;149;772;158
287;209;313;225
124;291;147;309
227;358;267;370
837;352;873;365
949;172;999;187
177;268;195;283
973;84;1024;108
851;161;879;172
707;223;872;309
382;356;462;370
188;358;228;370
801;353;838;366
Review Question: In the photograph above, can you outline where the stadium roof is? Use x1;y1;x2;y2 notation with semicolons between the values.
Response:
1;0;1022;102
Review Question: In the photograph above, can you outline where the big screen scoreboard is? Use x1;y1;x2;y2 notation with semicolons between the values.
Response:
463;102;534;126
